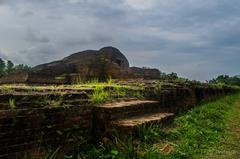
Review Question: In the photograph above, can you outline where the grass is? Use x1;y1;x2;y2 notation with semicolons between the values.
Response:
43;95;64;107
89;79;144;105
197;94;240;159
90;85;143;105
151;93;240;159
8;97;16;110
144;93;240;159
91;85;110;105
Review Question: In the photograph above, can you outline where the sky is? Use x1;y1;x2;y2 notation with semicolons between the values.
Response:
0;0;239;81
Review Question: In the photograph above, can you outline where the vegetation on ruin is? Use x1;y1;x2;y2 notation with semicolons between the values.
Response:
91;85;110;105
0;78;238;109
44;93;240;159
41;95;65;107
8;98;16;110
90;79;144;105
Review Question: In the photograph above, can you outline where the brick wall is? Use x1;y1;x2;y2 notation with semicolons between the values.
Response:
0;105;92;158
0;86;237;158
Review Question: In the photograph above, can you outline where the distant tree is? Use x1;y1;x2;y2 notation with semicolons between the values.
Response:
6;60;14;74
14;64;31;72
0;58;31;75
159;72;167;79
160;72;179;80
209;75;240;86
0;58;5;75
168;72;178;80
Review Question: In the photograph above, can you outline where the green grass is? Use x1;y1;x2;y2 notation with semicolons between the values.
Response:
89;80;144;105
142;93;240;159
197;94;240;159
8;97;16;110
42;95;64;107
91;85;110;105
90;85;142;105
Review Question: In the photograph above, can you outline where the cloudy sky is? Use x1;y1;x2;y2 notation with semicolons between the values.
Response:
0;0;239;81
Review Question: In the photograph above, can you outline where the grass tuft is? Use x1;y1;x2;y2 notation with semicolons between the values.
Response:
91;85;110;105
9;98;16;110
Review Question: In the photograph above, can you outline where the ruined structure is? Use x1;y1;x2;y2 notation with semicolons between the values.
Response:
0;82;237;158
0;47;160;84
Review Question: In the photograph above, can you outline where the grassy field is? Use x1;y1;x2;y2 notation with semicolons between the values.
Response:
198;94;240;159
62;93;240;159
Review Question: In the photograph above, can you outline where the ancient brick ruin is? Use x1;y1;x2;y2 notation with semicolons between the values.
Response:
0;47;160;84
0;81;238;158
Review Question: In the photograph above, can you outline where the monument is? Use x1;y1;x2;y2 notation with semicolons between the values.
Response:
0;47;160;84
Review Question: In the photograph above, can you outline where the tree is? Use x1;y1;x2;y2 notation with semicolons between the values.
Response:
14;64;31;71
160;71;179;80
6;60;14;74
168;72;178;80
160;72;167;79
0;58;5;75
209;75;240;86
0;58;31;75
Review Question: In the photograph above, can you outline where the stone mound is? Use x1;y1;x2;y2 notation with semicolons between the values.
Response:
0;46;160;84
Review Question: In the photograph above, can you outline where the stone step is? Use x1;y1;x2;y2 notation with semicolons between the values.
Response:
0;98;90;110
0;92;89;105
0;86;94;94
112;112;174;130
94;100;164;121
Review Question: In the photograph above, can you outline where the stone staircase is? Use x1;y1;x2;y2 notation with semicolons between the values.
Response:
112;112;174;130
93;100;175;136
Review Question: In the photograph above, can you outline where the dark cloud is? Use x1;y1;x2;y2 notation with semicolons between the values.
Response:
0;0;239;80
25;30;50;43
18;44;57;65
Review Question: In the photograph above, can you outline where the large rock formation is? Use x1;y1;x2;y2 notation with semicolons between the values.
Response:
0;47;160;84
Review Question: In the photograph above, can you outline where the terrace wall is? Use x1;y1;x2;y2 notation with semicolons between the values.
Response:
0;86;237;158
0;106;92;158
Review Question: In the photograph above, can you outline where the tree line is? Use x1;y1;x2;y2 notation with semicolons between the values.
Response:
160;71;240;87
209;75;240;86
160;72;179;80
0;58;31;76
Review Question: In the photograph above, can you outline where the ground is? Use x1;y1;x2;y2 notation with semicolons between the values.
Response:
199;94;240;159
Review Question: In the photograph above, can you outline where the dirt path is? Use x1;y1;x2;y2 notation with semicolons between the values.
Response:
200;97;240;159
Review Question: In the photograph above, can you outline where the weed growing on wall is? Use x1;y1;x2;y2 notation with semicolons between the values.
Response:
0;86;15;94
40;95;64;107
89;80;144;105
113;86;127;98
9;98;16;110
91;85;110;105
